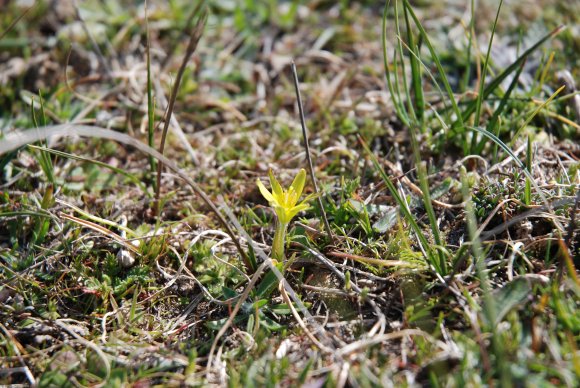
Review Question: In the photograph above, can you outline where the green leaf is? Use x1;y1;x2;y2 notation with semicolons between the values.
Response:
251;299;268;310
372;206;398;233
491;277;532;325
222;286;238;300
270;302;312;315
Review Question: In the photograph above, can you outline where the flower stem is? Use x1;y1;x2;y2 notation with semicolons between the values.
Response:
272;221;288;261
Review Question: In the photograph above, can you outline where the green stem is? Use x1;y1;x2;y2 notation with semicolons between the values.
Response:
272;221;288;261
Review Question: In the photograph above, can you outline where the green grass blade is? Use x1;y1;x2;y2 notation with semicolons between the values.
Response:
461;25;565;125
510;84;565;146
417;160;445;274
145;2;157;184
394;0;415;122
29;96;56;185
475;60;526;156
524;136;532;206
403;1;424;125
382;1;410;126
471;0;503;152
461;0;475;92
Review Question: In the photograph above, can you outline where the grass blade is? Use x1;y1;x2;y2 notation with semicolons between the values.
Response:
403;2;424;125
382;1;411;127
28;145;148;193
509;84;565;146
460;25;565;125
475;59;526;157
145;1;157;184
471;0;503;152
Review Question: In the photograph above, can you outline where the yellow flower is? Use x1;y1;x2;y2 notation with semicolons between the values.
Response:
256;169;315;225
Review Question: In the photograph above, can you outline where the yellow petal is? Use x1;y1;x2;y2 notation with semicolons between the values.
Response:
257;178;275;203
286;187;298;207
268;169;284;199
290;169;306;199
286;203;309;221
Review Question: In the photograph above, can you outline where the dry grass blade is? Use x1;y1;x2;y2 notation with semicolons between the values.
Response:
327;250;414;267
59;213;140;255
278;281;333;354
0;3;34;41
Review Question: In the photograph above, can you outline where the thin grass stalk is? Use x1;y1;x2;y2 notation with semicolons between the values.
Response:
38;93;56;185
397;37;455;126
0;3;34;40
537;52;555;95
145;1;157;185
359;136;436;268
395;0;416;123
524;136;532;206
29;145;148;193
154;3;207;216
30;97;55;185
460;25;565;125
417;160;446;274
462;0;475;92
470;0;503;153
290;62;334;244
476;60;526;157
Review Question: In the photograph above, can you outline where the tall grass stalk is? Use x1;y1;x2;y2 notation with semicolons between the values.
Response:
476;61;526;158
30;95;55;186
